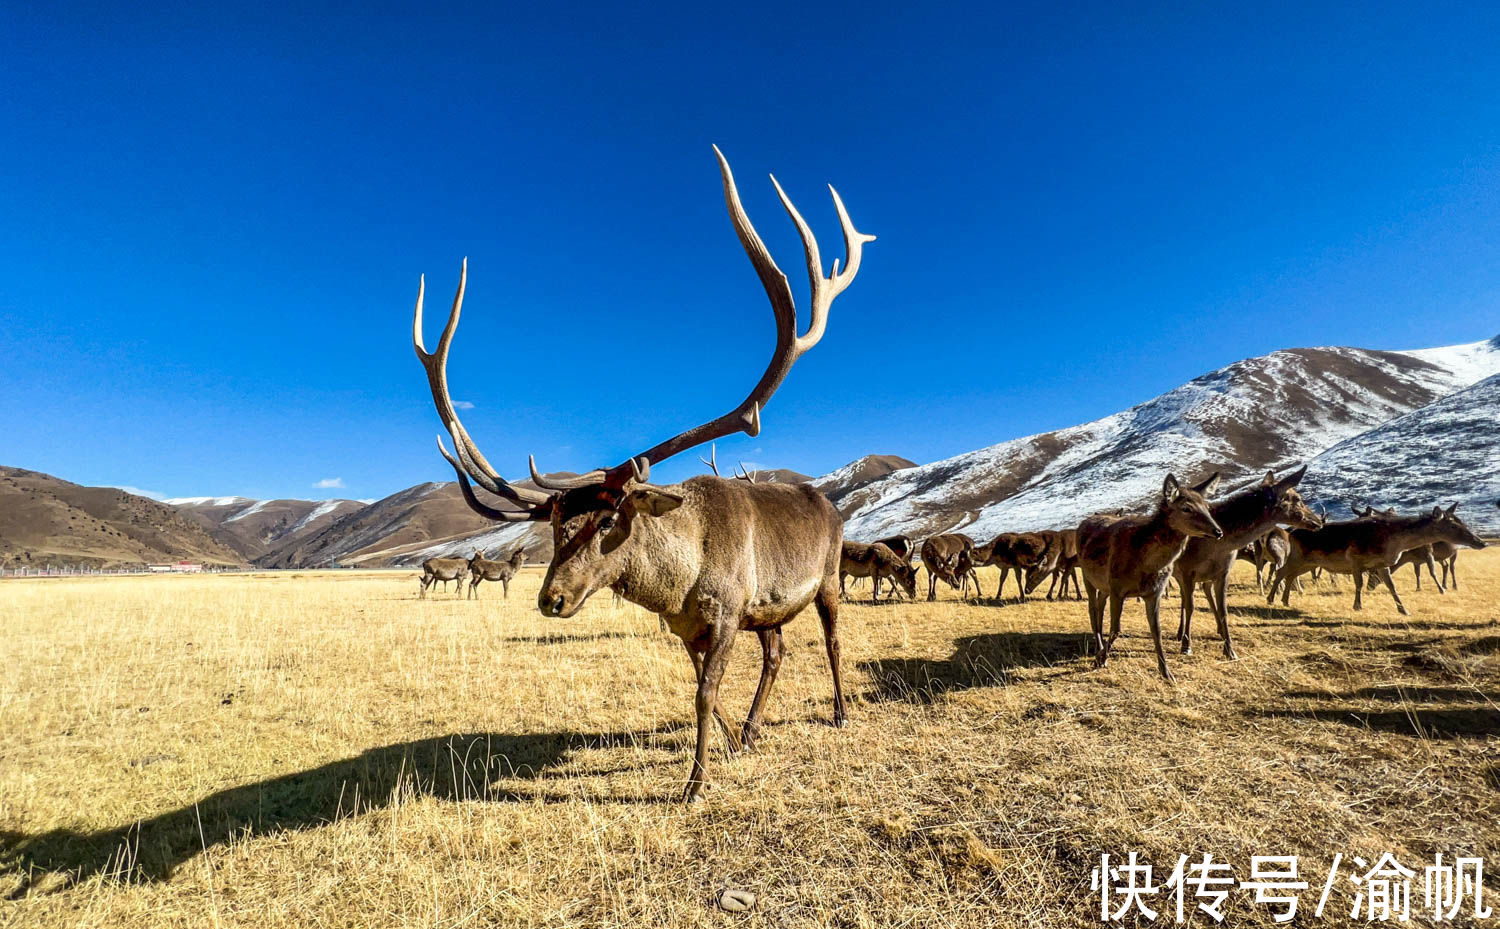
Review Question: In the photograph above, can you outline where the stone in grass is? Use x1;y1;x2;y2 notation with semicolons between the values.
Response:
718;889;756;912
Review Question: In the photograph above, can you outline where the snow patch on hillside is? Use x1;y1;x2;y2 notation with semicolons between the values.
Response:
165;496;252;507
225;499;271;523
291;500;344;532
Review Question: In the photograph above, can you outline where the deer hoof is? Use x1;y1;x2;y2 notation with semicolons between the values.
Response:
718;889;756;912
1181;642;1192;655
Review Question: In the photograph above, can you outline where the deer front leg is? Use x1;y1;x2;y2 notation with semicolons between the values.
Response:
1425;554;1444;593
1144;590;1176;684
1211;574;1236;660
1352;569;1364;611
1449;558;1459;590
1104;593;1125;662
683;627;739;803
1046;571;1059;601
1177;575;1194;653
1376;568;1410;616
502;577;509;598
927;567;937;601
683;638;742;760
1085;583;1106;664
741;627;783;750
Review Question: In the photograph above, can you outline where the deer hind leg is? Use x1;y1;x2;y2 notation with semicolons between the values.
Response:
927;567;937;601
502;577;509;599
468;577;478;600
1352;569;1364;611
1045;571;1059;601
1447;557;1458;590
814;577;848;728
1144;590;1176;684
1376;568;1410;616
741;627;783;750
1068;568;1083;599
1425;555;1444;593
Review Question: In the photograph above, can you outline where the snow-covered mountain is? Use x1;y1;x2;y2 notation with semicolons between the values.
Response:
1301;373;1500;533
837;336;1500;541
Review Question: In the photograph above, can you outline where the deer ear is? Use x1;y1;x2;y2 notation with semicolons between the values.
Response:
1194;471;1222;497
1432;505;1443;517
1162;473;1181;503
1275;464;1308;492
1261;471;1277;487
626;488;684;518
1446;503;1458;518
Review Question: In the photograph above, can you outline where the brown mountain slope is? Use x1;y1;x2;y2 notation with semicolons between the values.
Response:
255;482;497;568
0;467;243;569
170;497;367;560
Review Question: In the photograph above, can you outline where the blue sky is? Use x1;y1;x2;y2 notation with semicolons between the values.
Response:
3;2;1498;502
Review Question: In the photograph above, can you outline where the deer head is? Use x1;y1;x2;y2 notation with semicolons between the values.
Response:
1161;473;1223;540
891;560;918;598
1259;465;1322;529
413;147;873;619
1428;503;1487;549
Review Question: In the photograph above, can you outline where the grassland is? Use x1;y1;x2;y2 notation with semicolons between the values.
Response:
2;552;1499;927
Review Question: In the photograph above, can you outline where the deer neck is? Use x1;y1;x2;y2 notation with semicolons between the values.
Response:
1209;490;1279;550
1139;506;1191;573
1381;516;1445;556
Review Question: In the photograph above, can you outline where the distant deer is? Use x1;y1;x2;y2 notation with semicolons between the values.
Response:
839;541;916;601
467;549;526;599
1350;504;1449;594
1023;529;1083;600
412;146;872;801
1078;474;1224;683
920;534;975;600
975;532;1048;602
1172;467;1322;659
419;557;469;599
1268;505;1487;614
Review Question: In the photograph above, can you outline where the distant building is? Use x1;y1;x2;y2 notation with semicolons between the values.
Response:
147;562;203;573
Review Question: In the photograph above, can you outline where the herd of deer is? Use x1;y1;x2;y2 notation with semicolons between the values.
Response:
407;147;1492;801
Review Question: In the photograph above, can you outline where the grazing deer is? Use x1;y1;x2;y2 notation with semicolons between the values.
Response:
920;534;975;601
1268;505;1487;614
412;147;872;801
419;557;469;599
840;541;917;601
1078;474;1224;684
467;549;526;599
975;532;1048;602
1023;529;1084;600
1172;467;1322;659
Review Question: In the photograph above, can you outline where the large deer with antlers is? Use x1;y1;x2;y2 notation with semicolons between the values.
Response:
412;147;873;802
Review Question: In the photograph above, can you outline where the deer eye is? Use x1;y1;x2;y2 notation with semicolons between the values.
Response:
599;514;618;532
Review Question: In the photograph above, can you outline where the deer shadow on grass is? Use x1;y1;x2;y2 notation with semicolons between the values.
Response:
1;724;685;897
859;632;1085;705
1251;682;1500;741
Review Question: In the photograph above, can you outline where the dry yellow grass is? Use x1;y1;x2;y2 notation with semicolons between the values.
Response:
2;552;1498;927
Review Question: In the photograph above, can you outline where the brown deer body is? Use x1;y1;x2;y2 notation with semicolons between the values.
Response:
412;147;873;801
1077;474;1224;683
1268;506;1487;614
1172;467;1321;659
467;549;526;599
419;557;469;599
840;541;917;601
976;532;1048;602
874;534;915;561
1024;529;1083;600
920;534;975;601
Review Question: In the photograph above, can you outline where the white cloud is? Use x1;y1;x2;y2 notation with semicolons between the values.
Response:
452;400;475;410
313;477;345;489
112;485;167;501
356;498;376;504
